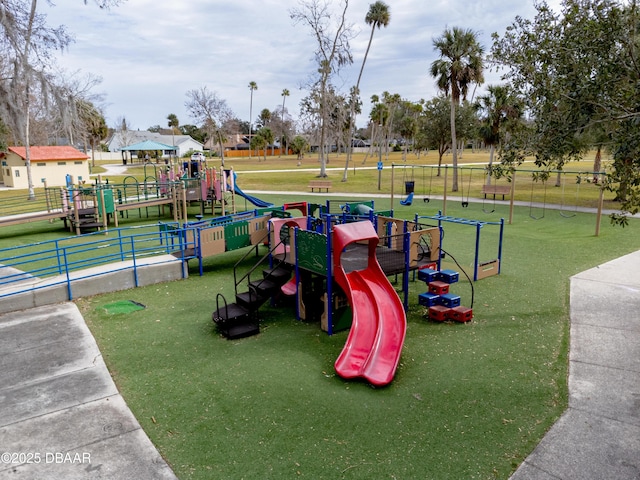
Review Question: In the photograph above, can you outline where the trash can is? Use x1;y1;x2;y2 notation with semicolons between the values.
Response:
405;181;415;194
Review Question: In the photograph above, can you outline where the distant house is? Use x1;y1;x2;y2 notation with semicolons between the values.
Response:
1;146;90;189
106;131;203;158
204;133;249;152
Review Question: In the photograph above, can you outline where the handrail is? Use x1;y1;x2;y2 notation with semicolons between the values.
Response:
232;230;287;301
0;225;192;295
213;293;230;323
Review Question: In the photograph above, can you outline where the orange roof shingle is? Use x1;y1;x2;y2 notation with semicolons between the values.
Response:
8;146;89;162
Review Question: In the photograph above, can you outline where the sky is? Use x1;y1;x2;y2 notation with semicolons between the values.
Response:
40;0;558;132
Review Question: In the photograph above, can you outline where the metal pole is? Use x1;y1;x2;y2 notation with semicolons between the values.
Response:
474;222;481;281
390;164;395;210
443;165;448;216
509;169;516;225
595;180;605;237
498;218;505;274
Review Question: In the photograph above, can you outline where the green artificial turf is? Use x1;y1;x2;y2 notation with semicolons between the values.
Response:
74;195;640;480
99;300;146;315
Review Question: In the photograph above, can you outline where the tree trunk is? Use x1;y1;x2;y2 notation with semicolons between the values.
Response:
24;0;38;200
486;144;494;185
319;85;328;178
342;97;355;181
362;123;376;164
593;146;602;184
217;131;225;167
449;96;459;192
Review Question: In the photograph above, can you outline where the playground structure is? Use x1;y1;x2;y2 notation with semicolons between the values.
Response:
153;200;498;354
0;163;274;235
205;200;442;386
391;164;609;235
416;212;505;281
0;193;505;387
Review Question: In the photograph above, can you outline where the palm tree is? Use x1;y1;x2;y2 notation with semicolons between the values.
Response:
370;100;389;165
280;89;290;156
357;1;391;89
430;27;484;191
166;113;179;162
290;135;310;164
84;106;108;168
248;81;258;158
343;1;390;181
250;127;274;162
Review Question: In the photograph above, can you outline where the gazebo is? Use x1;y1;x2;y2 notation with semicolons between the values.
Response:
119;140;178;164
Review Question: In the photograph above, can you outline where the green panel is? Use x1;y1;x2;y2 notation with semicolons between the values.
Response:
345;200;374;213
96;189;115;214
296;230;327;275
258;207;290;218
224;221;250;251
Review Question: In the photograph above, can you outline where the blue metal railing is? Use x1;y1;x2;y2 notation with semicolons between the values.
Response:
0;224;196;301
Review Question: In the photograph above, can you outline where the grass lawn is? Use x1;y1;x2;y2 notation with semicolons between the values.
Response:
4;152;638;479
74;195;639;478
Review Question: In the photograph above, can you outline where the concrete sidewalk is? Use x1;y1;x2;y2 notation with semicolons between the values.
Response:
510;251;640;479
0;302;177;479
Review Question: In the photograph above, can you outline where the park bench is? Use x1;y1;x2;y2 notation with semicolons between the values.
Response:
308;180;332;193
481;184;511;200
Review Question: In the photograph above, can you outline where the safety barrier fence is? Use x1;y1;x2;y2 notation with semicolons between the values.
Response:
0;224;194;302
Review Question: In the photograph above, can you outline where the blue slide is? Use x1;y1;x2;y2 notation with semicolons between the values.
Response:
234;184;273;208
229;171;273;208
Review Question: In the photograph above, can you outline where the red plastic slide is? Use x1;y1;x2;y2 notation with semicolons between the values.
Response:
332;221;407;387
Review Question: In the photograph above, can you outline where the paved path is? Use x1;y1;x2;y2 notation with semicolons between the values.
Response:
510;251;640;479
0;303;177;479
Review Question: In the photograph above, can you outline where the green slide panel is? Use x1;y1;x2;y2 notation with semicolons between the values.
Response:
96;188;115;214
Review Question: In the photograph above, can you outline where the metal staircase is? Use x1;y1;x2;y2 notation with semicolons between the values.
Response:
212;236;292;339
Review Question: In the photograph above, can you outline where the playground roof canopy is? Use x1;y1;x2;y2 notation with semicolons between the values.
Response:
120;140;177;151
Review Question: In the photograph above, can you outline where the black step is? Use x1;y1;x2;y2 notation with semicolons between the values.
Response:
235;291;270;309
212;302;250;323
212;302;259;339
76;208;95;217
249;278;280;296
263;265;292;285
225;322;260;339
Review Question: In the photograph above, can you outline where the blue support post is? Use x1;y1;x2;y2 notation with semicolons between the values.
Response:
325;214;333;335
498;218;505;274
131;236;139;288
402;222;410;311
474;222;481;281
63;248;72;300
197;228;203;276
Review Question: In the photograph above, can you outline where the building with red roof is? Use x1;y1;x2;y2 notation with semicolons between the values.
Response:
1;146;90;189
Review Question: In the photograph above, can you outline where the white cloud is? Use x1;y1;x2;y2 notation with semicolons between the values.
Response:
41;0;542;131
